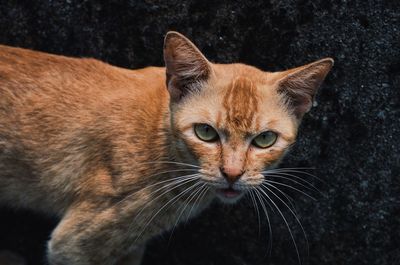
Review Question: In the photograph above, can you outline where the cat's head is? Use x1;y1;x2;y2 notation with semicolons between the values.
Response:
164;31;333;204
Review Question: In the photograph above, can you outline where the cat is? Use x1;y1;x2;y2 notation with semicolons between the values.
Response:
0;31;333;265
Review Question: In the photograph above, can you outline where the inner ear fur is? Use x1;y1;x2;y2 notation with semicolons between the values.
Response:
163;31;212;103
273;58;334;118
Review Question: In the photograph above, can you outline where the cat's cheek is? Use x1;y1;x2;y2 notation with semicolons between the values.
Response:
188;141;220;161
249;147;285;169
179;133;221;165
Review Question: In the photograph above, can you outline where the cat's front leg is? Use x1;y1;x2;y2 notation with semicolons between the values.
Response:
47;201;146;265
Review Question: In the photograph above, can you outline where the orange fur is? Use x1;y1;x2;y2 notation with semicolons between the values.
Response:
0;32;333;265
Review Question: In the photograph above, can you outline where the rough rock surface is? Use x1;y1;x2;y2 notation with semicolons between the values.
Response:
0;1;399;265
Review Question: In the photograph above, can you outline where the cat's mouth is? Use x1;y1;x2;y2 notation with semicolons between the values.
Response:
216;187;244;203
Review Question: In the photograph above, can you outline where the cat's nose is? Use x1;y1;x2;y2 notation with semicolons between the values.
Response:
220;167;244;185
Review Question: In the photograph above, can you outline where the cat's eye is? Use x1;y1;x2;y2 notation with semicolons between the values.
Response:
252;131;277;148
194;124;219;142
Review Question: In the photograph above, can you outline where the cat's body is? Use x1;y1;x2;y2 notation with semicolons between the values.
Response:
0;45;169;214
0;32;333;265
0;44;204;264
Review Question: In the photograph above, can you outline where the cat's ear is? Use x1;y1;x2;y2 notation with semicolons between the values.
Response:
272;58;334;119
163;31;212;103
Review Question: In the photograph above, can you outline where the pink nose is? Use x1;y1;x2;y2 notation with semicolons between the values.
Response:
220;166;243;184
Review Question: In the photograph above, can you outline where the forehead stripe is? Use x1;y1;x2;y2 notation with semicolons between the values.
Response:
222;77;259;131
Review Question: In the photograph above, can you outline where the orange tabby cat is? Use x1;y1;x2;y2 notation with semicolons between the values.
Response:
0;32;333;265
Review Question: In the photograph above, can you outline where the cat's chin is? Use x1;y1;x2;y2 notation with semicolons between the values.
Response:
215;187;245;204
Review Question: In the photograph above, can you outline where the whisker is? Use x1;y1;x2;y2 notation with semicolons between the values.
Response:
133;174;201;220
185;185;209;223
147;168;199;176
266;167;315;171
134;179;201;242
256;187;302;265
114;173;200;208
264;168;324;183
130;168;199;188
263;173;322;194
169;182;206;242
262;183;298;222
248;190;261;236
270;171;321;186
263;180;316;201
136;160;201;168
253;188;273;257
144;174;199;197
262;180;298;212
261;184;310;262
265;173;314;190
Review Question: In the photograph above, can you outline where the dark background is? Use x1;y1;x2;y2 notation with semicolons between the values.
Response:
0;0;399;265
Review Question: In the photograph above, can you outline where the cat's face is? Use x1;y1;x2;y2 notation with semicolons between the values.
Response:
173;66;297;203
164;32;333;204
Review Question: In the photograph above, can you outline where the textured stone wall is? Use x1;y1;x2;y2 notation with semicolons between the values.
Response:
0;1;399;264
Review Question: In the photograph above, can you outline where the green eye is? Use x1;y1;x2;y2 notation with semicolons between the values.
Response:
194;124;219;142
252;131;277;148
